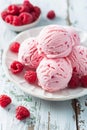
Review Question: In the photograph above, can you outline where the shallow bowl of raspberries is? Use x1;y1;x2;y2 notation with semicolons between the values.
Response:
0;0;41;32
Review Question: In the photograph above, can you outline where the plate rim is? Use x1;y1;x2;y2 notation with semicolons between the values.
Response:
2;25;87;101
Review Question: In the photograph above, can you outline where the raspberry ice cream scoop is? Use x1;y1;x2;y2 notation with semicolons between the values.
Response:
36;57;72;92
18;37;43;69
66;27;80;46
69;45;87;77
37;25;73;58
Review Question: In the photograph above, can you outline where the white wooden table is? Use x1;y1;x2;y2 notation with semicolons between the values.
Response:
0;0;87;130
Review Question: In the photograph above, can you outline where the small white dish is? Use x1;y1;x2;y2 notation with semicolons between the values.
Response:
1;6;41;32
2;26;87;101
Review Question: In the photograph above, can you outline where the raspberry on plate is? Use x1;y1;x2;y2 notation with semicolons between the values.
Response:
18;5;29;13
81;75;87;88
12;16;22;26
1;10;8;20
5;15;13;24
47;10;56;20
7;4;19;15
0;95;11;108
24;70;37;84
10;61;24;74
68;74;80;89
10;42;20;53
19;12;33;25
16;106;30;120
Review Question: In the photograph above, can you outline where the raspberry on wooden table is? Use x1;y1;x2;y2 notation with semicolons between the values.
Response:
24;70;37;84
0;95;11;108
10;61;24;74
81;75;87;88
16;106;30;120
47;10;56;20
10;42;20;53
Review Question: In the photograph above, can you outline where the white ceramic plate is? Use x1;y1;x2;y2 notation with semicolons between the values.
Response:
2;26;87;101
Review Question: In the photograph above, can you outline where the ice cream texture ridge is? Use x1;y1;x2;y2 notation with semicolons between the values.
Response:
18;37;43;69
17;24;87;92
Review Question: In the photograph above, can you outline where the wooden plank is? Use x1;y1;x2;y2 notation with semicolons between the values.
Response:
74;97;87;130
34;99;77;130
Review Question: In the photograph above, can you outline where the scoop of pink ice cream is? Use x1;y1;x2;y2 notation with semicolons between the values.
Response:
36;57;72;92
69;45;87;77
37;25;73;58
65;26;80;46
18;37;43;69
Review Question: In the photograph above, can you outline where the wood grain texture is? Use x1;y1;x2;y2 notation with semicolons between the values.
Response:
33;98;76;130
75;97;87;130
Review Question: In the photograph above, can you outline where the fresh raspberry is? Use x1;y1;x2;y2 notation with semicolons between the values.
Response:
7;4;19;15
23;0;34;12
68;74;80;89
34;6;41;17
47;10;56;20
16;106;30;120
5;15;13;24
10;42;20;53
19;12;33;25
12;16;22;26
24;70;37;84
81;75;87;88
10;61;24;74
31;12;38;21
31;6;41;21
1;10;8;20
0;95;11;108
18;5;29;13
